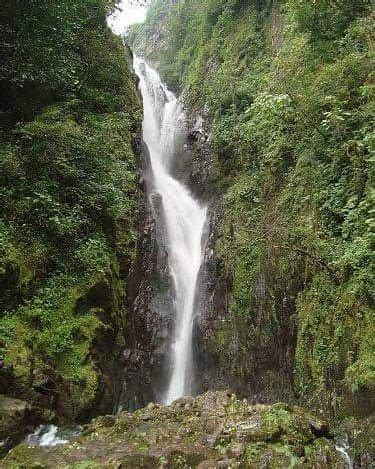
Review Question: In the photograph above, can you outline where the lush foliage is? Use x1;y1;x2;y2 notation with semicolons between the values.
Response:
129;0;374;413
0;0;141;417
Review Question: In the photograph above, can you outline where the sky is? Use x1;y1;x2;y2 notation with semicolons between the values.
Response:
107;0;149;35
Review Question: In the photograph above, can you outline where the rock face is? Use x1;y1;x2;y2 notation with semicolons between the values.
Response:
116;142;175;410
179;107;293;403
340;415;375;468
120;91;296;404
115;83;223;409
0;396;34;456
2;390;344;468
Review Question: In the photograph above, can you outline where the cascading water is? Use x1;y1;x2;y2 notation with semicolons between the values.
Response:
133;57;207;404
24;425;81;447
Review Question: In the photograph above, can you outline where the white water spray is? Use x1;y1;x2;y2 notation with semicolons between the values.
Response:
335;434;353;469
25;425;68;447
133;57;206;404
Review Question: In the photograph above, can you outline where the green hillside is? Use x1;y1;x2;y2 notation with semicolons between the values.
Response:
129;0;374;416
0;0;141;419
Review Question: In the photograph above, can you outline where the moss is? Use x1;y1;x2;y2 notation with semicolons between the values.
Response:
3;391;340;467
304;438;344;468
129;0;373;418
3;445;49;468
72;462;102;469
0;0;141;418
340;415;375;466
296;272;375;410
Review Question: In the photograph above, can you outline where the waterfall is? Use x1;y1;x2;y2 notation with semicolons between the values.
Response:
133;57;207;404
335;434;353;469
25;425;67;447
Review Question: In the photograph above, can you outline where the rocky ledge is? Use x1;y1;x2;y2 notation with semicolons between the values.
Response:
0;395;37;457
2;391;344;468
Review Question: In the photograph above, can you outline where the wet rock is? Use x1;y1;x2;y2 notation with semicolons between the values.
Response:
117;143;175;411
217;458;233;468
91;414;116;428
309;417;330;438
201;434;217;448
227;442;245;458
0;395;32;456
197;460;217;468
147;447;162;458
3;391;342;468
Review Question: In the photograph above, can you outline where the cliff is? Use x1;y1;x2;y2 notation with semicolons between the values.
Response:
0;0;142;422
127;0;374;420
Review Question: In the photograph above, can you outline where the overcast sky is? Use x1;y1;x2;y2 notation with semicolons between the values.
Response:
107;0;149;35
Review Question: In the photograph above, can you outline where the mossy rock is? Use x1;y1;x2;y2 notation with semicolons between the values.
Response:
302;439;344;468
342;415;375;467
120;454;158;468
2;391;345;468
0;395;34;456
0;396;29;440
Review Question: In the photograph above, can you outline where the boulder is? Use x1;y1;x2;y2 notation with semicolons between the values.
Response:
0;395;30;455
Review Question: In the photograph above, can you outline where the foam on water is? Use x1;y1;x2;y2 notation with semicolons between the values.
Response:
25;425;68;447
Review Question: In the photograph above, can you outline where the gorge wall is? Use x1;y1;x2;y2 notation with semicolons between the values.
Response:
0;0;142;425
127;0;374;421
0;0;373;466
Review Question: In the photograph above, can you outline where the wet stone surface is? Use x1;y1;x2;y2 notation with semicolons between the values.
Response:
2;390;345;468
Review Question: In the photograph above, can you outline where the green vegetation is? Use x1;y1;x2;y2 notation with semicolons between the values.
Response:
129;0;374;414
0;0;141;417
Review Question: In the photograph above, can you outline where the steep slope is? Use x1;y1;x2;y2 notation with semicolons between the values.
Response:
128;0;374;419
0;0;142;421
